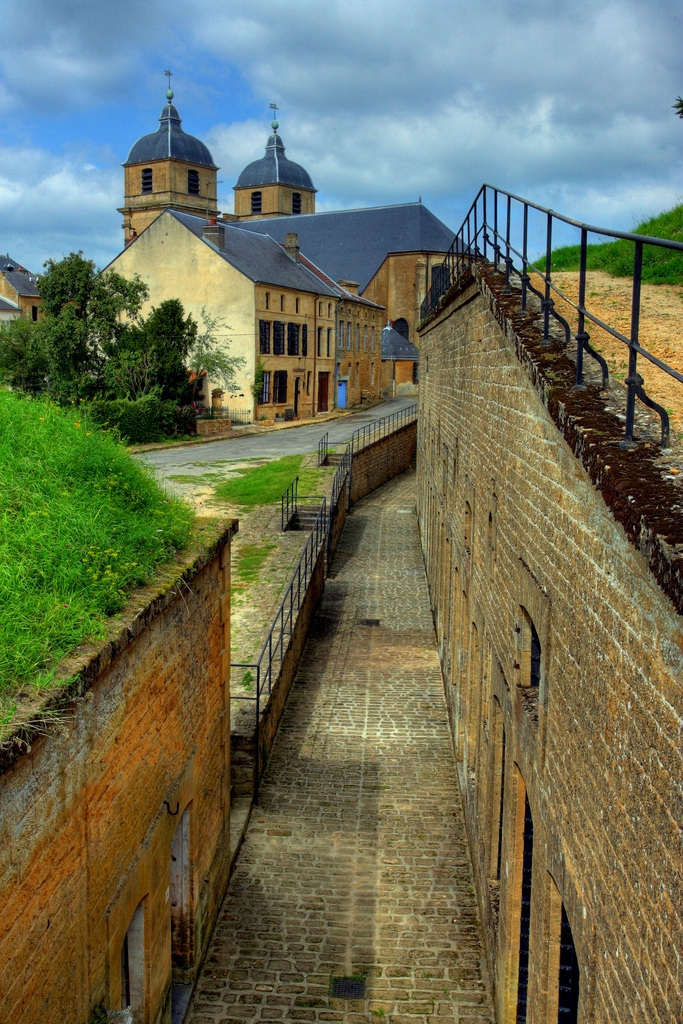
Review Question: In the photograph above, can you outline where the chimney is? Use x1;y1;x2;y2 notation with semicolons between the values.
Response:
203;219;225;250
337;279;359;295
284;232;300;261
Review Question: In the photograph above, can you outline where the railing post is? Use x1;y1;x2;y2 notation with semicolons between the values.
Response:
504;193;512;293
521;203;529;311
621;240;643;449
493;189;500;270
542;211;553;346
574;227;588;391
254;663;261;805
482;187;488;262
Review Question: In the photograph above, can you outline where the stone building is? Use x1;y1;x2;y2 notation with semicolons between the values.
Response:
233;118;317;220
106;211;344;420
416;261;683;1023
0;255;40;321
380;321;419;397
118;86;219;244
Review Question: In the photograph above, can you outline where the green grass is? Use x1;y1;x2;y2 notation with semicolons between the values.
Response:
0;391;194;714
235;542;275;585
214;454;324;507
547;203;683;285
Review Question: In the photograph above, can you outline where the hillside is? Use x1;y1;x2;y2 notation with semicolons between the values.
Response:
549;203;683;285
0;390;193;732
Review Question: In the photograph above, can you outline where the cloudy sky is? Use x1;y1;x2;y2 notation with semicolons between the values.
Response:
1;0;682;271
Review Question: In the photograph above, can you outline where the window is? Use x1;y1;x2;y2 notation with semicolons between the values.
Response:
259;370;271;404
364;325;367;350
295;297;300;314
516;792;534;1023
338;322;344;348
251;191;262;214
259;319;271;354
319;302;323;316
326;328;332;357
273;321;285;355
273;370;288;404
394;317;410;341
371;327;375;351
121;900;145;1014
31;306;38;322
280;294;285;312
413;361;419;385
302;324;308;356
317;326;323;357
370;362;375;385
328;303;331;318
188;169;200;195
355;324;359;350
355;362;359;386
557;904;580;1021
141;168;153;193
287;322;300;356
519;608;541;691
347;322;351;349
265;292;270;310
292;192;302;214
306;371;311;393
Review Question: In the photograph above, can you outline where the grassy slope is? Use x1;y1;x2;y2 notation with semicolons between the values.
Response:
0;391;193;718
548;204;683;285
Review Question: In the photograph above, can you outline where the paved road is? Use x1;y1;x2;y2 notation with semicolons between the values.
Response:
185;470;494;1024
137;398;416;475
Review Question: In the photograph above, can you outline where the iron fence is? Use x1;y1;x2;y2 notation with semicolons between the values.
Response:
318;432;329;467
420;184;683;449
350;403;418;454
231;498;327;801
281;476;299;531
200;406;253;424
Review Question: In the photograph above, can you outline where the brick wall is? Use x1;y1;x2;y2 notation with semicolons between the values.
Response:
0;523;237;1024
349;423;417;504
417;266;683;1023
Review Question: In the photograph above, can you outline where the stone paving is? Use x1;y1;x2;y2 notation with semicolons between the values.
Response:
186;469;495;1024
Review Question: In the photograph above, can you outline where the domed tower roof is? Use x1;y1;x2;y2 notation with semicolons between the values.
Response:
125;96;217;168
235;123;315;191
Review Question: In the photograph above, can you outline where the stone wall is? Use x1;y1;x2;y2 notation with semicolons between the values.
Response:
417;265;683;1023
349;423;417;504
0;523;237;1024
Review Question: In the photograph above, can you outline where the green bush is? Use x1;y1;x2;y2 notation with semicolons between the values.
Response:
88;396;181;444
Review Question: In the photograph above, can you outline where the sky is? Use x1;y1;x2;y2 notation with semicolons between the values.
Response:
1;0;682;272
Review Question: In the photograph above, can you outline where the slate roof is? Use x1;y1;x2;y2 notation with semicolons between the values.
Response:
125;103;217;168
3;270;40;297
381;324;419;361
231;202;455;292
235;130;315;191
0;297;20;312
298;253;384;309
167;211;338;296
0;255;33;275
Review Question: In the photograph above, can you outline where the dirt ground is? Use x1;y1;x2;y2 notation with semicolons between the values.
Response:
535;270;683;437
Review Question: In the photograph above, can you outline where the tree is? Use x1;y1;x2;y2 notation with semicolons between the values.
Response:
674;96;683;119
0;316;50;393
36;251;148;402
186;309;245;404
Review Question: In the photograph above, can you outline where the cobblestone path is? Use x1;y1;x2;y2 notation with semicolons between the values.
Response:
187;470;495;1024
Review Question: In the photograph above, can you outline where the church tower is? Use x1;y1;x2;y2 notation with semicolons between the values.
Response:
119;82;218;243
233;115;316;220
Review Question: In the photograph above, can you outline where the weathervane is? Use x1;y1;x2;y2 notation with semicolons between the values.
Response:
164;69;174;101
269;102;279;130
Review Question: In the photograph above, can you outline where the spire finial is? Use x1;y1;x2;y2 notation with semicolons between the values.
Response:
269;102;279;131
164;68;174;102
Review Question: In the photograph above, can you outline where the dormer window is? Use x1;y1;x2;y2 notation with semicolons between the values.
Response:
188;170;200;195
292;192;302;214
141;168;153;193
251;191;262;214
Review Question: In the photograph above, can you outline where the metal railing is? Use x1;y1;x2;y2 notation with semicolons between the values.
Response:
318;432;329;467
350;403;418;454
420;184;683;448
231;498;327;801
200;406;253;424
281;476;299;531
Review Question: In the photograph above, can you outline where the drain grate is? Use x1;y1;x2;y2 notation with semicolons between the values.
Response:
330;977;366;999
359;618;380;626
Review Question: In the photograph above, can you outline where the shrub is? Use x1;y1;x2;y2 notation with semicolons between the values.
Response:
88;396;181;444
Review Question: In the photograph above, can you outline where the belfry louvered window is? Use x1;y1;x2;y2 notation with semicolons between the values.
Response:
141;168;153;193
292;192;302;214
251;191;262;214
188;170;200;195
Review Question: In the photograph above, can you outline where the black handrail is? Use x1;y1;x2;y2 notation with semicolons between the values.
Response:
318;432;329;467
350;403;418;455
420;184;680;448
281;476;298;531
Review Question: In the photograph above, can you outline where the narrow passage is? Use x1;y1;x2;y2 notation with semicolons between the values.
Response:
187;469;494;1024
